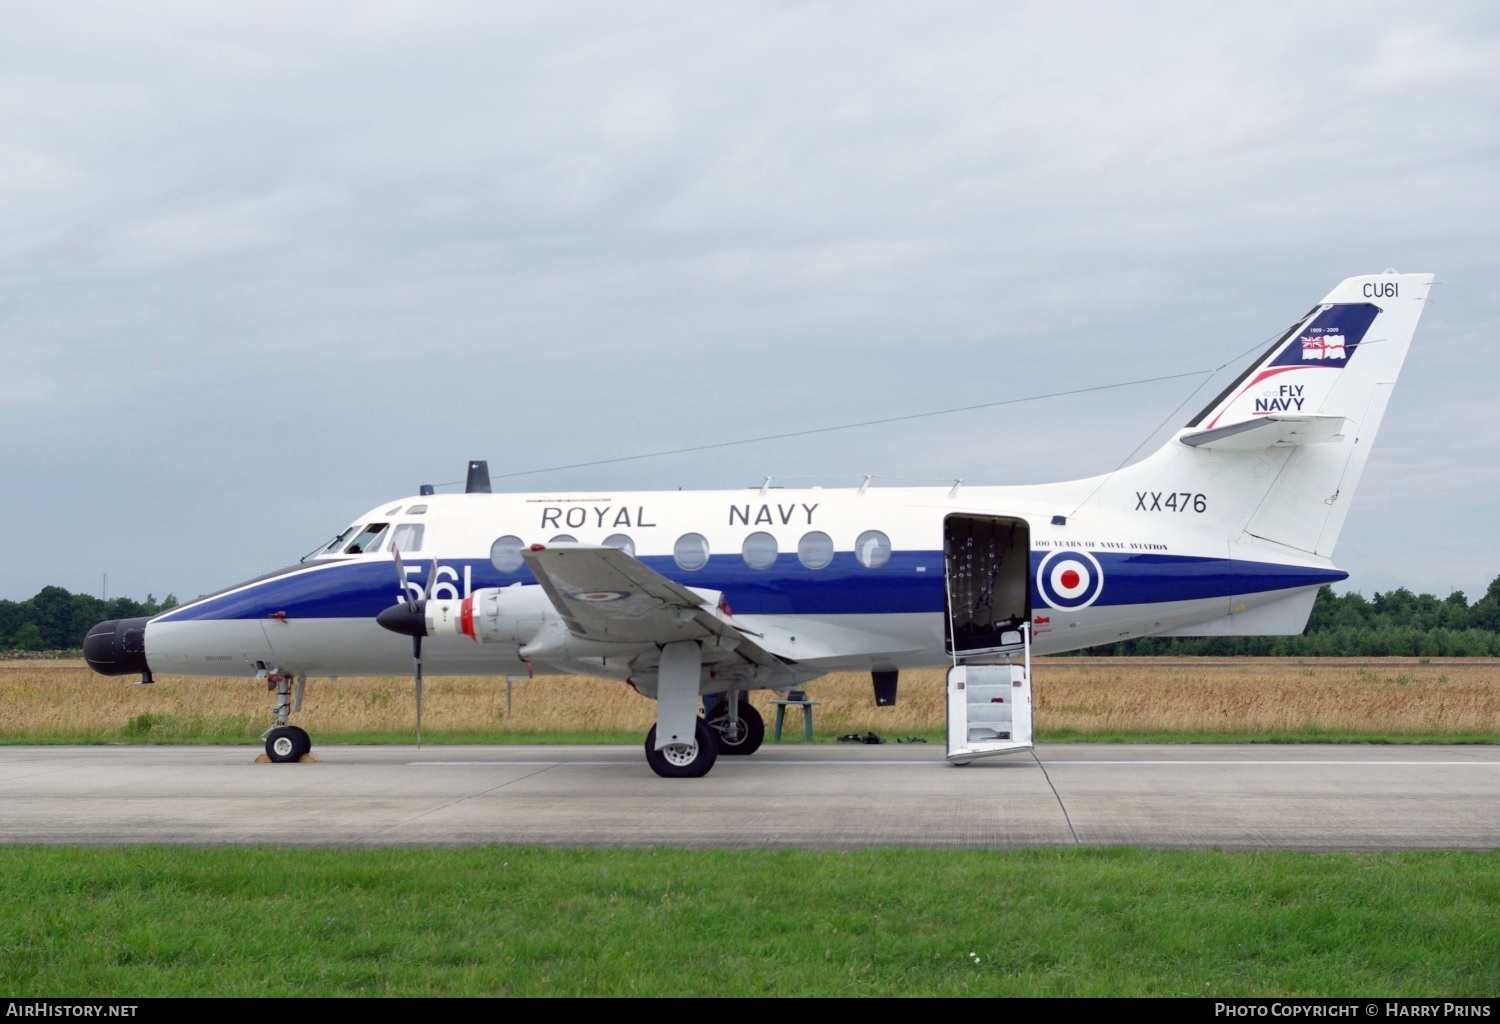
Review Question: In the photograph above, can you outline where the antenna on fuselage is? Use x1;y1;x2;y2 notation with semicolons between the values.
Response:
465;460;492;493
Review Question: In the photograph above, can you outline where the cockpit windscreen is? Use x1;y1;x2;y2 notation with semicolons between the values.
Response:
344;523;389;554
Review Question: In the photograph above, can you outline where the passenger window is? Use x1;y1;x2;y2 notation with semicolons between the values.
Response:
855;530;891;569
674;533;710;571
742;531;778;570
603;534;635;556
550;534;578;544
490;535;525;573
323;526;358;554
345;523;389;554
391;523;425;554
797;531;834;569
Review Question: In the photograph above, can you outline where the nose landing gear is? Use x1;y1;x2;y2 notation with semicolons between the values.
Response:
257;668;318;763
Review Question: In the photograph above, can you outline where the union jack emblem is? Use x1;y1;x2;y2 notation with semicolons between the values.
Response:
1301;333;1347;360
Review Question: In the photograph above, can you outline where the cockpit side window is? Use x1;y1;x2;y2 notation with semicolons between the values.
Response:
391;523;425;553
323;526;358;554
345;523;390;554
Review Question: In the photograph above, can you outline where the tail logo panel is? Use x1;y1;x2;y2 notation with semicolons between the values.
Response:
1036;550;1104;610
1205;302;1381;428
1268;303;1379;369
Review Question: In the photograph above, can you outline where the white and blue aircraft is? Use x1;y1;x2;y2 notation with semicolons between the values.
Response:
85;272;1431;777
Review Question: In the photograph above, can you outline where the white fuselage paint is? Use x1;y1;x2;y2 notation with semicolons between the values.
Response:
145;482;1340;685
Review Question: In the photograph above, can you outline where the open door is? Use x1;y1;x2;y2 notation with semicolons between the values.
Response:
944;514;1033;762
943;515;1030;657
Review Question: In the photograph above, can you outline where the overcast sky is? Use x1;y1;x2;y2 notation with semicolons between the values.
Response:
2;1;1497;605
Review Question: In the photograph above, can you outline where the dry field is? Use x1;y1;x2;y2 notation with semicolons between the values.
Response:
2;658;1497;742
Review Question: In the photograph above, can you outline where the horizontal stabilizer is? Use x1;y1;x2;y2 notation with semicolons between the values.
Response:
1180;414;1347;450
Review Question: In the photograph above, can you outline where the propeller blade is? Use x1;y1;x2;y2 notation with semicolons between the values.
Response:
413;634;423;749
392;544;417;612
425;558;441;601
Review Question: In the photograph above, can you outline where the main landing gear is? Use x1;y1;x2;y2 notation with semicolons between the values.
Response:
707;698;765;755
644;643;772;778
644;718;718;778
641;695;765;778
259;667;314;763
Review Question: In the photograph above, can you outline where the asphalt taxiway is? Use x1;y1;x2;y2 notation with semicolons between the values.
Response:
0;743;1495;850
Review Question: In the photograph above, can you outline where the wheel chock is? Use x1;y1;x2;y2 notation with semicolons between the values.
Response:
253;752;322;764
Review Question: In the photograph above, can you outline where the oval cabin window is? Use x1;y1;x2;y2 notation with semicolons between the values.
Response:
490;535;525;573
798;531;834;570
855;530;891;569
674;533;710;571
742;531;778;570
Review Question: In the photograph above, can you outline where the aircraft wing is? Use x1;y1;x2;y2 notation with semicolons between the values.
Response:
519;543;791;674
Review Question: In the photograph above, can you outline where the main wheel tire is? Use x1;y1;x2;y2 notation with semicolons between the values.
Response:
644;718;719;778
265;726;311;763
707;700;765;755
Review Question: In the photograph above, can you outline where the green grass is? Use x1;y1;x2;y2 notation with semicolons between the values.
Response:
0;846;1494;996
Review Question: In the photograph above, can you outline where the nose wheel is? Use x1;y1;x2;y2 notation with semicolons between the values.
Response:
265;726;311;763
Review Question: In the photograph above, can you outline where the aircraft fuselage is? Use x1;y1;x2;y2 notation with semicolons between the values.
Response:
133;482;1343;683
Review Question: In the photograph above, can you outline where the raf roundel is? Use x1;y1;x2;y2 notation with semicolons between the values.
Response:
1035;550;1105;610
568;590;632;603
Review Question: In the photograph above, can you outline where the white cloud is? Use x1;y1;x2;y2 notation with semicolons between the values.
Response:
1;1;1497;600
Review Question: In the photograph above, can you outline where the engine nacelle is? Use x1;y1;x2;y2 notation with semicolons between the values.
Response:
424;584;558;646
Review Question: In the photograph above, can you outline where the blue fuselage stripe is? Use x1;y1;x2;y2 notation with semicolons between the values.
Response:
155;552;1347;623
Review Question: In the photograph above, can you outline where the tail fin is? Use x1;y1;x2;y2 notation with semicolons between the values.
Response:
1097;272;1432;557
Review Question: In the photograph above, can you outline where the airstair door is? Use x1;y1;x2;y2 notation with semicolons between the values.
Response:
943;514;1034;762
946;658;1033;762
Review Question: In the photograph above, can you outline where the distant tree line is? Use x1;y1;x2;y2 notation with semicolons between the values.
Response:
1084;576;1500;657
0;587;177;652
5;576;1500;656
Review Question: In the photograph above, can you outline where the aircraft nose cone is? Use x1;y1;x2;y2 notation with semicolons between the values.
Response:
376;601;428;638
82;617;151;676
